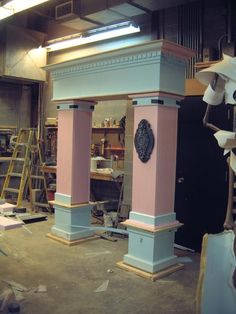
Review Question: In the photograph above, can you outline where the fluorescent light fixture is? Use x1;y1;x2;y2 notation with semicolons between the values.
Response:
46;21;140;52
0;0;50;21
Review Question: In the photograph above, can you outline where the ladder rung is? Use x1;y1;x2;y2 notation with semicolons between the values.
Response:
31;175;44;179
34;202;49;208
20;128;37;131
9;172;22;177
16;142;29;146
4;188;19;193
11;158;25;162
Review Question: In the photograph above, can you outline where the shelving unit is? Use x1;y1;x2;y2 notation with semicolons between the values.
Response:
43;125;125;161
92;127;125;159
44;126;57;164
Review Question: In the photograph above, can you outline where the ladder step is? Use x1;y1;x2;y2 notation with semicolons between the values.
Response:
16;142;29;146
34;202;49;208
30;175;44;180
11;158;25;162
4;188;19;193
9;172;23;177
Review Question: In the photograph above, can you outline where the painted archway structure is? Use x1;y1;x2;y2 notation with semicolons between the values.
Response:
44;40;194;275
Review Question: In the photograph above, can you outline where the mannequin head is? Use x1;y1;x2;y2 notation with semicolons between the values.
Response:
196;54;236;105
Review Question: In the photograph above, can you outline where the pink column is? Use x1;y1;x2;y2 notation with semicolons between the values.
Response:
55;100;96;206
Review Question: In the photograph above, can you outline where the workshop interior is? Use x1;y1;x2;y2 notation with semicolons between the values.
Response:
0;1;236;314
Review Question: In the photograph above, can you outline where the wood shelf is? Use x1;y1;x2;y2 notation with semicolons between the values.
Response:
92;127;123;132
104;147;125;151
185;60;220;96
185;79;206;96
195;60;219;70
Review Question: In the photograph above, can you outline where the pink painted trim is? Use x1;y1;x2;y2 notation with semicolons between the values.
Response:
161;40;195;59
122;219;183;233
129;91;184;101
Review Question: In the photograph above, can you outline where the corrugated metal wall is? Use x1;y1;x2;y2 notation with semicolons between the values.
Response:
177;1;202;79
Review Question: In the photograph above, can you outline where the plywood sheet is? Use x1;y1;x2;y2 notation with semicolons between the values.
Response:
0;216;23;230
0;202;16;213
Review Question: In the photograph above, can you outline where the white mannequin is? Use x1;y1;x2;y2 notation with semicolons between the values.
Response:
196;55;236;231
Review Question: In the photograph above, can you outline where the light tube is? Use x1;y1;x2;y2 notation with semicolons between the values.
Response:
46;22;140;52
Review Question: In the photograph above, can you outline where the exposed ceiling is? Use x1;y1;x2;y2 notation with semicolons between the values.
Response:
1;0;195;39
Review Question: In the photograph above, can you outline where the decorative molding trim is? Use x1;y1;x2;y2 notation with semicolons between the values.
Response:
50;51;163;80
134;119;154;163
55;192;72;206
44;40;193;81
129;91;184;101
129;212;176;226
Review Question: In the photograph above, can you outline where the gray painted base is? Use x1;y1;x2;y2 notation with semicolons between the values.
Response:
123;253;178;273
123;226;178;273
51;202;94;241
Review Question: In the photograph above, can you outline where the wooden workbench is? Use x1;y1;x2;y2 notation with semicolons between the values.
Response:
42;165;114;181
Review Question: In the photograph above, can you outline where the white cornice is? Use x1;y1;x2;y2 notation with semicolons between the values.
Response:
44;40;194;78
43;39;194;100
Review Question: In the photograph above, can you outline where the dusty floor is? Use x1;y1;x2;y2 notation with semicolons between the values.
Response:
0;214;200;314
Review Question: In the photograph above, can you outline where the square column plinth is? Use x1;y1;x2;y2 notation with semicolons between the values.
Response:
50;202;94;242
120;94;183;276
122;220;183;274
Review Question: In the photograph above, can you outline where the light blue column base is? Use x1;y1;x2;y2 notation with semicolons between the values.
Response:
123;226;178;273
51;203;94;241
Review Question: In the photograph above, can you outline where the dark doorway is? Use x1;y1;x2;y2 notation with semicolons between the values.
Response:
174;96;233;252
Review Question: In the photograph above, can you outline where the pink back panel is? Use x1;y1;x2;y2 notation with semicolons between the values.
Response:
57;110;73;195
155;107;178;215
132;106;178;216
132;106;158;214
56;109;92;204
71;110;92;204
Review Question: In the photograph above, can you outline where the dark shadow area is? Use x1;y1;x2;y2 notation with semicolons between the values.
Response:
175;96;233;252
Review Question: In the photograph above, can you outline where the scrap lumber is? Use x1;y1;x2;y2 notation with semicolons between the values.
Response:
0;216;24;230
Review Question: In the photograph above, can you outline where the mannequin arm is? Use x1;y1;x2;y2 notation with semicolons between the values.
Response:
203;104;221;132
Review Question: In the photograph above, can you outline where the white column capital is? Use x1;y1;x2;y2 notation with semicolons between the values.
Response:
55;99;97;112
129;92;183;108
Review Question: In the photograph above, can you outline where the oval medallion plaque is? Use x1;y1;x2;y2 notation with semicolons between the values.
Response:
134;119;154;163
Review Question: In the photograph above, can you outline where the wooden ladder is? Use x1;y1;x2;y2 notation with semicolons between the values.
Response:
1;128;34;207
0;128;50;212
28;132;51;213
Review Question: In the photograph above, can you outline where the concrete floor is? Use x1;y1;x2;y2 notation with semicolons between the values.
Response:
0;215;200;314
